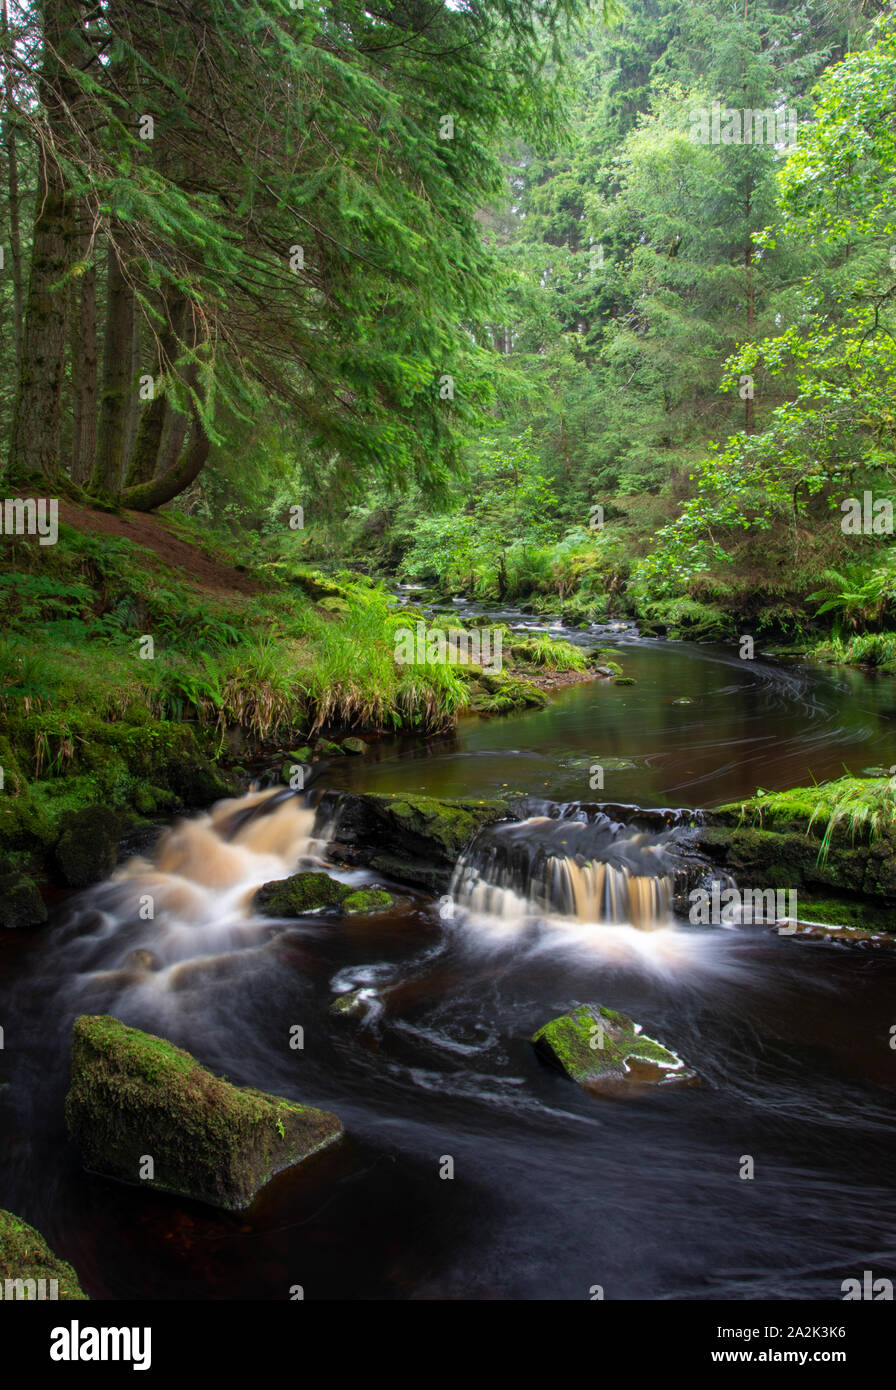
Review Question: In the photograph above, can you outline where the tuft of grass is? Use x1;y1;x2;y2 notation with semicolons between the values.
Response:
509;634;588;672
737;774;896;865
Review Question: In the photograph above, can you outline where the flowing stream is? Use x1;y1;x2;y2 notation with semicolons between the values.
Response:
1;622;896;1300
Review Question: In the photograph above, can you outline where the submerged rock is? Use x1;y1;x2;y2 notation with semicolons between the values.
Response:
0;1209;88;1300
329;988;380;1019
65;1015;343;1210
531;1004;695;1092
0;871;47;928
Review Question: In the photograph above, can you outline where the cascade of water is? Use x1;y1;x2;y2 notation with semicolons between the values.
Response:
448;812;675;929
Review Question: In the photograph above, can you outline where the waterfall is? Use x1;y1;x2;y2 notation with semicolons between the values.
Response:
448;812;675;929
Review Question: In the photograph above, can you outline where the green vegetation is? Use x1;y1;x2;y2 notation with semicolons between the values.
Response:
0;1209;88;1300
723;775;896;867
65;1015;344;1210
531;1004;694;1090
0;519;597;893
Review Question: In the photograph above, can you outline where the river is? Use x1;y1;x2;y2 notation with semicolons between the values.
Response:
1;618;895;1300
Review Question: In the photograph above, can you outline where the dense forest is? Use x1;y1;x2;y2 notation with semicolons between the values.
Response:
2;0;896;1325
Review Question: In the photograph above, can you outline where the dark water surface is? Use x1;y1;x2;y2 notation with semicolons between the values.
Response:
1;630;895;1300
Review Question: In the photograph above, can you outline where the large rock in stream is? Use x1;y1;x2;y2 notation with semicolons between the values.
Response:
532;1005;696;1093
320;791;510;892
0;1209;88;1299
254;870;395;917
65;1015;343;1210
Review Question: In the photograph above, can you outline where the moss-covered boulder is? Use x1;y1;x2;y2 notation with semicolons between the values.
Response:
531;1005;695;1092
342;737;367;755
316;739;344;758
0;1210;88;1300
0;871;47;928
55;805;131;888
254;871;354;916
321;791;510;892
65;1015;343;1211
343;888;394;914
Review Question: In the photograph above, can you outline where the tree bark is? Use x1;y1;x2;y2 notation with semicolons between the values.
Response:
1;0;24;376
121;406;210;511
8;0;83;479
125;290;188;487
70;209;97;483
90;232;136;495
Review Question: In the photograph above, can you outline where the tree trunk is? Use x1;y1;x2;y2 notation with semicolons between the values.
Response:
70;210;98;484
1;0;24;376
90;233;135;495
121;407;210;511
8;0;83;480
156;407;191;479
125;290;188;487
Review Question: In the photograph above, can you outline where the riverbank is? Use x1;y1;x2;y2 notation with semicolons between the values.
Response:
0;507;612;922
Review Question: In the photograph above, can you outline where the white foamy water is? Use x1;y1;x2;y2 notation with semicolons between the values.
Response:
61;788;335;983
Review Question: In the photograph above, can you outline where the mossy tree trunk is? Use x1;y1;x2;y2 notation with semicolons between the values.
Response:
124;288;188;488
121;403;210;511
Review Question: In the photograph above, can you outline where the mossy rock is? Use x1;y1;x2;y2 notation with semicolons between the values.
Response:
324;791;509;893
0;1210;88;1300
318;596;349;614
64;1015;343;1211
287;568;347;601
329;988;376;1019
55;805;131;889
341;737;367;755
343;888;394;914
255;871;353;916
531;1004;695;1091
286;746;313;764
316;739;344;758
613;677;636;687
0;871;47;928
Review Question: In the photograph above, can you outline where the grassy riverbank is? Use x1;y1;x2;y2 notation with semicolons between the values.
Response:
0;504;602;914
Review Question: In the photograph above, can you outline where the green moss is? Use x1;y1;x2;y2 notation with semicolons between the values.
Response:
0;871;47;928
531;1004;693;1088
343;888;394;914
254;871;354;916
613;676;636;686
65;1015;343;1210
0;1210;88;1300
469;673;547;714
55;805;132;889
316;739;344;757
